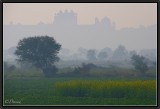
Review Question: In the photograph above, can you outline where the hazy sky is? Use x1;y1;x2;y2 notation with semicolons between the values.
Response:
3;3;157;53
3;3;157;29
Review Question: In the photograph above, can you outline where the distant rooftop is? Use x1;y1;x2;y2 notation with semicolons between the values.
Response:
53;10;77;26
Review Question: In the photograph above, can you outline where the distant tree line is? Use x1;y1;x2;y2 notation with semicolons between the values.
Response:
3;35;156;78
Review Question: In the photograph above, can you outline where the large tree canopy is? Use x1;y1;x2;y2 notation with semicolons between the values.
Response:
15;36;61;77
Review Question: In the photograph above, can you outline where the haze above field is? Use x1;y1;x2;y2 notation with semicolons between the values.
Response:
3;3;157;52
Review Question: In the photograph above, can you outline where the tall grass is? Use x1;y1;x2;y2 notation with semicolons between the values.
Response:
55;80;156;99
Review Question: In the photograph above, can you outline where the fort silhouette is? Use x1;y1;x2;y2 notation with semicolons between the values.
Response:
50;10;115;31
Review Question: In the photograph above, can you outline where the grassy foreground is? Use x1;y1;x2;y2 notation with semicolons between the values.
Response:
4;77;156;106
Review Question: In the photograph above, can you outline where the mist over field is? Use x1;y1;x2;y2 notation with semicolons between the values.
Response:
3;10;157;65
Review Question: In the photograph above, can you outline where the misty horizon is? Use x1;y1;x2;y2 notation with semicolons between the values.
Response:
3;10;157;53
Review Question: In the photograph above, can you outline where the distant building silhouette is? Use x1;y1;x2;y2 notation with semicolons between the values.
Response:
53;10;115;29
54;10;77;26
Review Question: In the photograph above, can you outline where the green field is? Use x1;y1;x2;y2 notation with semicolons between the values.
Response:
4;77;157;106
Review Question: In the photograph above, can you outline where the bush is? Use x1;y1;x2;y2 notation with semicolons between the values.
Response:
131;54;149;74
73;63;98;76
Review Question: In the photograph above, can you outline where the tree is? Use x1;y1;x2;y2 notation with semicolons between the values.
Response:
15;36;61;77
87;49;97;61
129;50;137;57
131;54;149;75
110;45;129;62
98;51;108;60
101;47;112;57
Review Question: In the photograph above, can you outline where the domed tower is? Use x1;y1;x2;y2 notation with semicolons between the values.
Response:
53;10;77;26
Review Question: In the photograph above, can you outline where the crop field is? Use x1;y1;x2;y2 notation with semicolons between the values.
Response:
4;77;156;106
55;80;156;98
